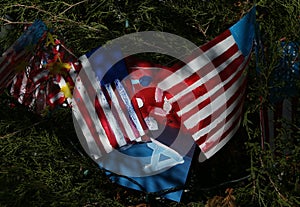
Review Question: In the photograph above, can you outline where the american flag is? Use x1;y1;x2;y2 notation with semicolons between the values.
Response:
7;34;80;112
72;56;143;160
0;20;81;113
72;7;256;161
157;31;250;159
10;63;79;113
126;28;251;160
260;41;299;149
0;20;48;92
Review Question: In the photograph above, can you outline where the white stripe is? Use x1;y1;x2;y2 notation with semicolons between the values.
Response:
69;63;78;82
157;35;235;91
76;77;113;153
77;56;114;152
183;70;245;129
168;51;241;104
1;49;27;72
49;91;64;104
10;75;18;95
72;103;103;159
0;48;28;89
200;90;243;147
56;76;67;88
115;79;145;136
96;89;127;147
29;84;40;108
178;56;246;119
33;70;49;83
105;83;137;141
201;115;241;159
192;86;244;140
18;73;28;103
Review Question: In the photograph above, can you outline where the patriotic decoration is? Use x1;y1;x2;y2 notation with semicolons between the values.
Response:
260;41;299;148
0;20;47;92
126;7;256;161
72;7;256;202
73;47;196;201
1;20;81;113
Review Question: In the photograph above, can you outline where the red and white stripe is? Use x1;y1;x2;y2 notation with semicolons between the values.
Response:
72;56;145;159
260;98;297;149
104;83;141;141
10;71;40;106
0;48;30;91
157;30;250;159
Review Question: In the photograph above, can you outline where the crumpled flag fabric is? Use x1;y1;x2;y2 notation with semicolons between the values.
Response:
4;20;81;113
0;20;47;92
72;7;256;202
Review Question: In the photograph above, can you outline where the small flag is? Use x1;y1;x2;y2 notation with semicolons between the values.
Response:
260;41;299;148
0;20;47;91
6;23;81;113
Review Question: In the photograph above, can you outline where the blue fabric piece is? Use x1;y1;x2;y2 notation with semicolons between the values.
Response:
102;147;195;202
85;46;129;85
229;7;256;57
13;20;48;52
100;125;196;202
139;76;152;86
103;150;193;201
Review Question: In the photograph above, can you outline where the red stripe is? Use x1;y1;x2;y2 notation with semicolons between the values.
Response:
0;53;18;87
0;50;31;86
201;30;232;52
183;60;246;136
197;54;251;152
11;73;24;99
22;76;36;106
195;79;247;145
94;96;119;148
0;50;14;69
30;69;49;84
170;30;232;71
167;43;240;99
111;81;141;139
211;44;239;68
202;105;243;153
197;96;244;148
102;87;131;143
180;55;245;122
65;75;75;87
79;69;119;148
81;70;134;147
47;91;65;107
73;87;107;154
